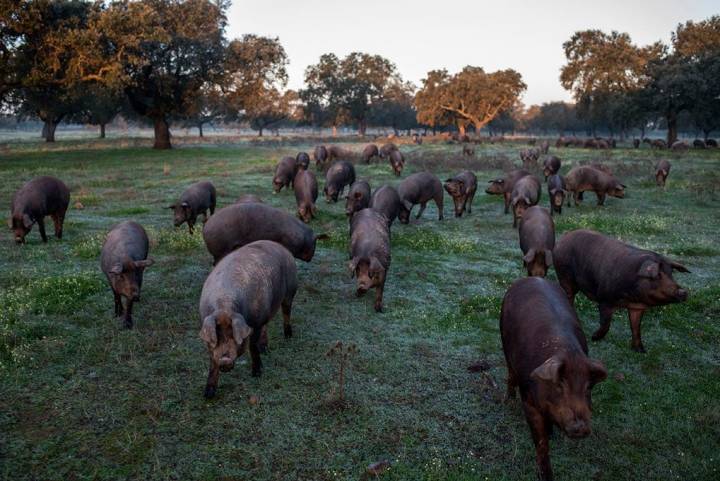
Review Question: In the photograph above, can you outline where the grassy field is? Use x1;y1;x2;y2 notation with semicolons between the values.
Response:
0;137;719;481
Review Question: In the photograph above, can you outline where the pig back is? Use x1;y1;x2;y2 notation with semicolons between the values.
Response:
350;209;390;267
369;185;400;224
398;172;441;204
12;176;70;216
519;206;554;254
294;169;318;202
101;221;150;271
512;175;541;203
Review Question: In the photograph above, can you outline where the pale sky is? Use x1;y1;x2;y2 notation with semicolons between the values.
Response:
227;0;718;106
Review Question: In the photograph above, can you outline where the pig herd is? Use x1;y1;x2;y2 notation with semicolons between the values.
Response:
7;142;689;481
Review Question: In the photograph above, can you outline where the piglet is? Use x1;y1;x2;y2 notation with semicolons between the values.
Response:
9;176;70;244
168;181;216;234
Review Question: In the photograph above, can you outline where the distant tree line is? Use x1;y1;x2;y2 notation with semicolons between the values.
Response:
1;1;718;148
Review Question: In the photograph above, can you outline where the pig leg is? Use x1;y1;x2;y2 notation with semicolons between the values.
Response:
435;196;444;220
249;329;263;377
592;303;615;341
204;360;220;399
374;284;384;313
123;299;134;329
187;220;195;235
258;325;269;354
114;292;123;316
558;277;577;307
572;191;580;206
523;402;553;481
504;193;510;214
51;213;63;239
596;192;606;206
37;218;47;242
505;366;518;400
628;308;646;353
416;202;427;219
281;300;293;338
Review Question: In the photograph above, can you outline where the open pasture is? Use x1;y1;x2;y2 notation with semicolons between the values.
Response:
1;138;719;480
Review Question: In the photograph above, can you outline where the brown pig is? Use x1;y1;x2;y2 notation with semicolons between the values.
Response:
444;171;477;217
485;169;531;214
510;175;541;228
349;209;391;312
542;156;561;179
100;221;154;329
361;144;379;163
518;206;555;277
546;174;566;216
272;156;298;193
345;180;371;218
389;149;405;176
236;194;263;204
296;152;310;170
501;277;608;481
379;142;398;158
199;240;297;398
326;144;346;162
9;176;70;244
168;181;216;235
203;203;322;263
294;169;319;223
314;145;329;169
369;184;401;227
554;229;689;352
397;172;444;223
655;159;671;188
564;166;624;207
323;160;356;202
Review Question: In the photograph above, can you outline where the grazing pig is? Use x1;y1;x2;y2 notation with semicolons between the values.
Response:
326;144;346;162
361;144;379;163
693;139;706;149
345;180;371;218
633;138;641;148
518;206;555;277
651;139;667;149
444;171;477;217
388;149;405;176
272;156;298;193
168;181;216;235
9;176;70;244
349;209;391;312
485;169;531;214
296;152;310;170
554;229;689;352
542;156;561;179
100;221;154;329
314;145;328;169
501;277;608;481
520;148;540;169
379;142;397;158
397;172;444;223
655;159;671;188
539;139;550;154
236;194;263;204
369;184;401;226
564;166;625;207
510;175;541;228
203;203;322;263
323;160;356;202
706;138;718;147
294;169;319;223
546;174;566;216
199;240;297;398
462;145;475;156
671;140;689;151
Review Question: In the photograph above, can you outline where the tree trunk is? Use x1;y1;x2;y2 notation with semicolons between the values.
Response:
153;117;172;149
99;123;106;139
258;126;263;137
44;121;57;143
358;119;367;136
332;126;337;137
666;112;678;146
458;124;466;136
198;123;204;138
704;129;710;141
41;122;49;139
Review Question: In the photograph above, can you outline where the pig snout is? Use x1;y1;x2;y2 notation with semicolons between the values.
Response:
357;278;371;292
219;355;235;372
675;288;688;302
564;418;591;439
14;235;25;244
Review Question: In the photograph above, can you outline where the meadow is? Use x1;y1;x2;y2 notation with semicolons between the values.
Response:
0;136;719;481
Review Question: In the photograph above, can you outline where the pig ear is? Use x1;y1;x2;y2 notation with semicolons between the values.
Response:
181;201;190;209
544;250;554;268
522;248;536;264
199;315;218;349
22;214;33;229
348;257;359;277
133;258;154;270
231;315;252;345
530;356;563;384
667;259;690;273
587;358;608;386
353;191;363;200
109;263;124;275
638;259;660;279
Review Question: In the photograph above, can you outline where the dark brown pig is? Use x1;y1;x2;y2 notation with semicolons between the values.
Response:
9;176;70;244
397;172;444;223
518;206;555;277
510;175;541;228
361;144;379;163
199;240;297;398
388;149;405;176
485;169;531;214
369;184;401;226
296;152;310;170
326;144;346;162
100;221;154;329
323;160;356;202
542;156;561;179
501;277;608;481
314;145;329;169
349;209;391;312
444;171;477;217
236;194;263;204
554;229;689;352
168;181;216;235
546;174;566;216
655;159;671;188
345;180;371;218
272;156;298;193
294;169;318;223
564;166;625;207
203;203;322;263
379;142;397;158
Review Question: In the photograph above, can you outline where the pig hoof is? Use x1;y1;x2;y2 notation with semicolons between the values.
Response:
251;369;262;378
374;304;383;313
203;385;217;399
259;344;269;354
632;344;647;353
284;325;292;338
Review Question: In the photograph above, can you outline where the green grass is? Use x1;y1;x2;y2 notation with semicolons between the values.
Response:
0;137;719;481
